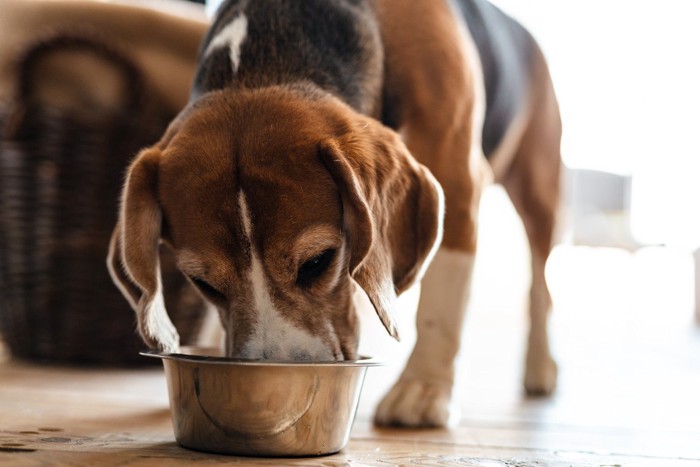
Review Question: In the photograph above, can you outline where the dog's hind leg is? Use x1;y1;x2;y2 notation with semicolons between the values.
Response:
501;45;562;396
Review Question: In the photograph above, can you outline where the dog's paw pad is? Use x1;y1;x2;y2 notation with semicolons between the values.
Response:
524;354;558;396
374;379;456;428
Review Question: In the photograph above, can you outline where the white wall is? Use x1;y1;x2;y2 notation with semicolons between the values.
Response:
492;0;700;248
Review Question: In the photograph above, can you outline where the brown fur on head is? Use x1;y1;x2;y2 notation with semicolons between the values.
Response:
108;85;443;360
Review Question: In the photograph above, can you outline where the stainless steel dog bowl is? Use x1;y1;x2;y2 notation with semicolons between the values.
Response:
141;347;383;457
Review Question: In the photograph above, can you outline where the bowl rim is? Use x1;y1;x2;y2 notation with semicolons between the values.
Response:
140;347;386;367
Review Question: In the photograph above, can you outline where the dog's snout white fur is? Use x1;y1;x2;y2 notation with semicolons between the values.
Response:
237;191;336;361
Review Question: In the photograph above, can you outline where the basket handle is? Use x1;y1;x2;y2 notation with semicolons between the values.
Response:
2;33;149;138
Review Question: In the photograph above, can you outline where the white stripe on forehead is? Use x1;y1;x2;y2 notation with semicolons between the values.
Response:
204;13;248;71
238;191;271;314
238;190;253;239
237;191;334;360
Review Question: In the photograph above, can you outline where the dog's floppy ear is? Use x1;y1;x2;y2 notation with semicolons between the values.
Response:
319;119;444;340
107;148;179;352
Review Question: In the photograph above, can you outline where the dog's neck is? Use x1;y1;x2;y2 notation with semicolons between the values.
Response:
191;0;384;118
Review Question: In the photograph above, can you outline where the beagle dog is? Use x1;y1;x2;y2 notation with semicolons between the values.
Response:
108;0;561;427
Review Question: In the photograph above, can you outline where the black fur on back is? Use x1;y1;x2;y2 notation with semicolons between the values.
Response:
455;0;535;157
192;0;383;116
193;0;535;157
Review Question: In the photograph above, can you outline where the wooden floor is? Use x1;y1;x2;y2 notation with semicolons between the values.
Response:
2;187;699;466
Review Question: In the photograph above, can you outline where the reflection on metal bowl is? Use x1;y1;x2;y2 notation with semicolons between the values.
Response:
141;346;384;457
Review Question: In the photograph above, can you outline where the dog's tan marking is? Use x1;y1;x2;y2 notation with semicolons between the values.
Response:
293;225;343;261
376;0;488;254
175;250;208;279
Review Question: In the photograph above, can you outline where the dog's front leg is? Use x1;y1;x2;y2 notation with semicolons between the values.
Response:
375;247;478;427
374;143;488;427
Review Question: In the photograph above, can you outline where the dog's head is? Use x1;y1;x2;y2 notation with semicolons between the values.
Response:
108;86;443;360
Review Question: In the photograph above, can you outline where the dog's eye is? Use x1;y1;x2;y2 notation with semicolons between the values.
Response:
297;249;335;284
190;276;226;301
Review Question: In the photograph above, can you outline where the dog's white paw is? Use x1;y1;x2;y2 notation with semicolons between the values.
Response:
524;351;558;396
374;379;457;427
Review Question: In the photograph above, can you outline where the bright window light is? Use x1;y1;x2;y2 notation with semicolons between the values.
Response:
492;0;700;248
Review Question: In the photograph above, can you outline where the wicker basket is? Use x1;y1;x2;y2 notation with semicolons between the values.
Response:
0;35;205;366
